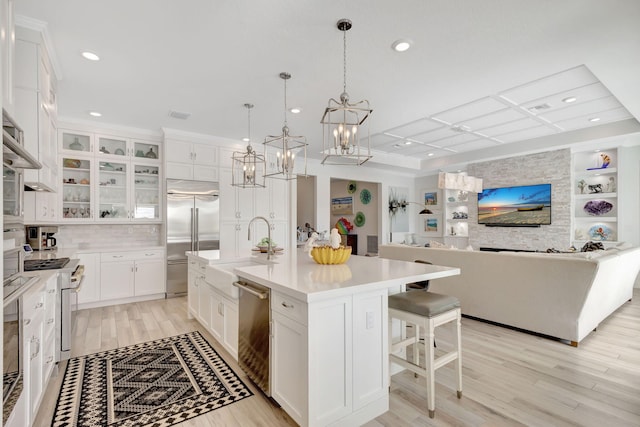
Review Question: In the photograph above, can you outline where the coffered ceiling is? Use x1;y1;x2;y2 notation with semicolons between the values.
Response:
14;0;640;175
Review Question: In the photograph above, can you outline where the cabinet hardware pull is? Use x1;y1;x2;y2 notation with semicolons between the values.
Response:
48;289;55;293
35;302;44;309
47;318;54;324
281;302;294;309
24;319;31;325
47;356;54;363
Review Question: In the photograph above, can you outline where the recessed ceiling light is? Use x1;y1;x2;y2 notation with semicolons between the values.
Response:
404;141;412;145
391;39;412;52
589;117;601;122
242;137;250;142
427;153;435;157
89;111;102;117
82;51;100;61
562;96;577;103
289;107;301;114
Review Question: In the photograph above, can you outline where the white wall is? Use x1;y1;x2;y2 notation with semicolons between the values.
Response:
296;174;316;231
301;159;415;247
468;149;572;251
330;179;379;255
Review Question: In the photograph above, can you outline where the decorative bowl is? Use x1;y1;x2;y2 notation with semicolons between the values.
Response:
310;246;352;265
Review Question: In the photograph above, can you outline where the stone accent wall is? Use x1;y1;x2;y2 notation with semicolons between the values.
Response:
468;148;572;251
56;224;162;250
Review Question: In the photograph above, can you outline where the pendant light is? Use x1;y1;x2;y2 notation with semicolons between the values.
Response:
264;72;307;180
232;103;266;188
321;18;372;166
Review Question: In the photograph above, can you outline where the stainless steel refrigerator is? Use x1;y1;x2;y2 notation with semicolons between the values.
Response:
166;179;219;297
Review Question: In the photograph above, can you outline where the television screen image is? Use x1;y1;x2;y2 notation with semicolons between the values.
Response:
478;183;551;226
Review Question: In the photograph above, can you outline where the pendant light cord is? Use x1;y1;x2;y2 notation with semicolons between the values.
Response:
343;28;347;94
283;77;288;127
247;106;252;149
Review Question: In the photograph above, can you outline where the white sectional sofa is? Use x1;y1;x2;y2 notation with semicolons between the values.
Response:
379;244;640;345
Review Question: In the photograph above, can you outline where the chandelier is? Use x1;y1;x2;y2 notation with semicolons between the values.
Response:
232;103;266;188
321;18;372;166
264;72;307;180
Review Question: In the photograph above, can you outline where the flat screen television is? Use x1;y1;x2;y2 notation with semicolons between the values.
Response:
478;183;551;227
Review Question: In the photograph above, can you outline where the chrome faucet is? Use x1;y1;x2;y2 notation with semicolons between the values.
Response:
248;216;272;260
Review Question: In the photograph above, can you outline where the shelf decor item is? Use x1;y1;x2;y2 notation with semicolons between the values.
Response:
354;211;366;227
360;188;371;204
331;197;353;215
310;245;352;265
589;224;613;241
586;153;611;170
347;181;356;193
583;200;613;216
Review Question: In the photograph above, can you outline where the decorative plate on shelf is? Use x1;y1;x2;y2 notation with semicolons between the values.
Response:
63;158;81;168
589;224;613;241
347;181;357;194
354;211;366;227
360;189;372;205
583;200;613;216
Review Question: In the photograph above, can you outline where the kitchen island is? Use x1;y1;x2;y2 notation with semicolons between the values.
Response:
207;249;459;427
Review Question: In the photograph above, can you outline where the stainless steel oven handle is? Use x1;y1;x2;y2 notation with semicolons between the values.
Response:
73;275;85;293
233;281;268;299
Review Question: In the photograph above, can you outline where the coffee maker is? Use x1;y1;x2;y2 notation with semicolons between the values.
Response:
26;226;58;250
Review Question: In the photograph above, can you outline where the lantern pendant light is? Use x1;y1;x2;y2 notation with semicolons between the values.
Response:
232;103;266;188
321;18;372;166
264;72;308;180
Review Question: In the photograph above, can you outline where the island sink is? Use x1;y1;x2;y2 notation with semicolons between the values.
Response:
205;259;264;299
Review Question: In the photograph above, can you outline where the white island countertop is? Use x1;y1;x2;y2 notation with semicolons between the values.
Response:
233;249;460;302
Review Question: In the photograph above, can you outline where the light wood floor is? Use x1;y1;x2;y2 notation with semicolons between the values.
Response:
35;290;640;426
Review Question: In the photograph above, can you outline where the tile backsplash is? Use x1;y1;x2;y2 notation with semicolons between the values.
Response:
56;224;162;250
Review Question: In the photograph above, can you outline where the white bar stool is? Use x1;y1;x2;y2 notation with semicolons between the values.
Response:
389;290;462;418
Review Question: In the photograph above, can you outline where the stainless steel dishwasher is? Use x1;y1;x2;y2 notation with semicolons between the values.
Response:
233;280;271;396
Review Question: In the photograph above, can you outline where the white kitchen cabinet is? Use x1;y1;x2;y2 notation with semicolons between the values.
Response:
19;272;57;427
13;33;59;198
60;153;94;221
200;282;214;331
100;249;165;301
254;175;289;220
133;258;165;296
59;128;162;223
205;281;239;360
42;274;58;383
1;0;15;115
100;258;135;300
76;252;100;305
165;138;218;181
219;166;291;254
269;288;388;427
272;310;308;425
187;263;202;318
187;256;240;360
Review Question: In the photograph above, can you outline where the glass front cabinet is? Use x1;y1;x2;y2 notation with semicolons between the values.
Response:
61;155;93;220
58;129;161;222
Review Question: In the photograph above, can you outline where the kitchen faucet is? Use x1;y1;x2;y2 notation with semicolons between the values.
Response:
248;216;272;260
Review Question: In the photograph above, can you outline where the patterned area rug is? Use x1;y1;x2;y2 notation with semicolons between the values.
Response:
52;331;252;426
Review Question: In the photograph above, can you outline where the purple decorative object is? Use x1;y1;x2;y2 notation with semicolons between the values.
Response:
583;200;613;216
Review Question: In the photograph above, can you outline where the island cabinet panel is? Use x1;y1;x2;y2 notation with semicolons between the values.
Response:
271;310;308;425
352;289;388;410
